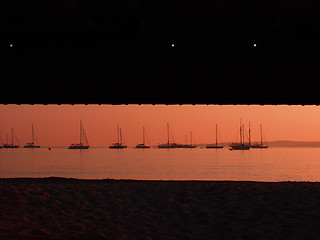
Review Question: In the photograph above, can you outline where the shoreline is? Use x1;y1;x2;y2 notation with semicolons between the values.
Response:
2;177;320;239
1;176;319;182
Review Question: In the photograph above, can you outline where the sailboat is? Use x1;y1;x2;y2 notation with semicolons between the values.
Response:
109;125;127;149
24;124;40;148
3;128;19;148
182;131;197;148
230;120;250;150
136;126;150;148
68;120;89;149
206;124;224;148
251;124;269;148
158;123;180;148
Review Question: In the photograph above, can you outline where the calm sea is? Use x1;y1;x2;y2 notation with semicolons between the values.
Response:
1;147;320;181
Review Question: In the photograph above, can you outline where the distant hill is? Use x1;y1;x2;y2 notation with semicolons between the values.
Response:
196;141;320;148
267;141;320;148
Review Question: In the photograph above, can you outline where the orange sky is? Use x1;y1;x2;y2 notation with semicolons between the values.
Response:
1;104;320;147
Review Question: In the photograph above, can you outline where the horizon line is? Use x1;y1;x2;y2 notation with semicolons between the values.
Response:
11;140;320;148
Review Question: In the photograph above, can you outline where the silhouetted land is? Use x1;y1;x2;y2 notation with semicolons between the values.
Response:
267;141;320;148
232;141;320;148
197;141;320;148
2;178;320;239
2;0;320;104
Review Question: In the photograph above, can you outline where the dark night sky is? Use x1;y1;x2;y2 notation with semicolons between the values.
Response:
1;0;320;104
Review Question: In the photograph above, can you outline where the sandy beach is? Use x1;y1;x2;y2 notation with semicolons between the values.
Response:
1;178;320;239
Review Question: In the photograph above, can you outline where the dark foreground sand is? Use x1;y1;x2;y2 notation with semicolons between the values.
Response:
1;178;320;240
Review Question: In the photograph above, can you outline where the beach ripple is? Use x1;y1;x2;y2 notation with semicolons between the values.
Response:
1;179;320;239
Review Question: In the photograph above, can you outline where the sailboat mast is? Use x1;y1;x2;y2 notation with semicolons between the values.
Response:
120;128;123;144
190;131;193;146
249;122;251;146
143;126;145;145
242;124;245;145
80;120;82;145
167;122;169;145
32;124;34;144
260;124;263;145
216;124;218;146
240;120;242;144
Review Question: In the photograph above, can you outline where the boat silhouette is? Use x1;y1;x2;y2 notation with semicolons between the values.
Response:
3;128;19;148
182;131;197;148
251;124;269;148
109;124;127;149
230;120;250;150
158;123;183;148
68;120;89;149
136;126;150;148
206;124;224;149
24;124;40;148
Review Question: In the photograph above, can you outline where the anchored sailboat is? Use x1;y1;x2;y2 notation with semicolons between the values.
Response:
230;120;250;150
136;126;150;148
158;123;181;148
251;124;269;148
24;124;40;148
109;124;127;149
206;124;224;148
3;128;19;148
68;120;89;149
182;131;197;148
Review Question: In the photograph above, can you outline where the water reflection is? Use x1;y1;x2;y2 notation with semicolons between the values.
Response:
1;147;320;181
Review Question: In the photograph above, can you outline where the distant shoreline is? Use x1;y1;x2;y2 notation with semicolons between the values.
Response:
259;141;320;148
0;177;318;183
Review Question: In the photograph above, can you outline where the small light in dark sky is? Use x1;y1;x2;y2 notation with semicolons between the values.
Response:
171;43;175;48
253;43;257;47
9;43;13;48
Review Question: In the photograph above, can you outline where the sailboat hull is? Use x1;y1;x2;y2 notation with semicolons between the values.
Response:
3;145;19;148
182;145;197;148
24;145;40;148
136;144;150;148
68;145;89;149
206;145;223;148
109;145;127;149
158;144;176;148
230;145;250;150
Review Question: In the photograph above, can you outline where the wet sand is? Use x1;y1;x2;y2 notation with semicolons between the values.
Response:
1;178;320;239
